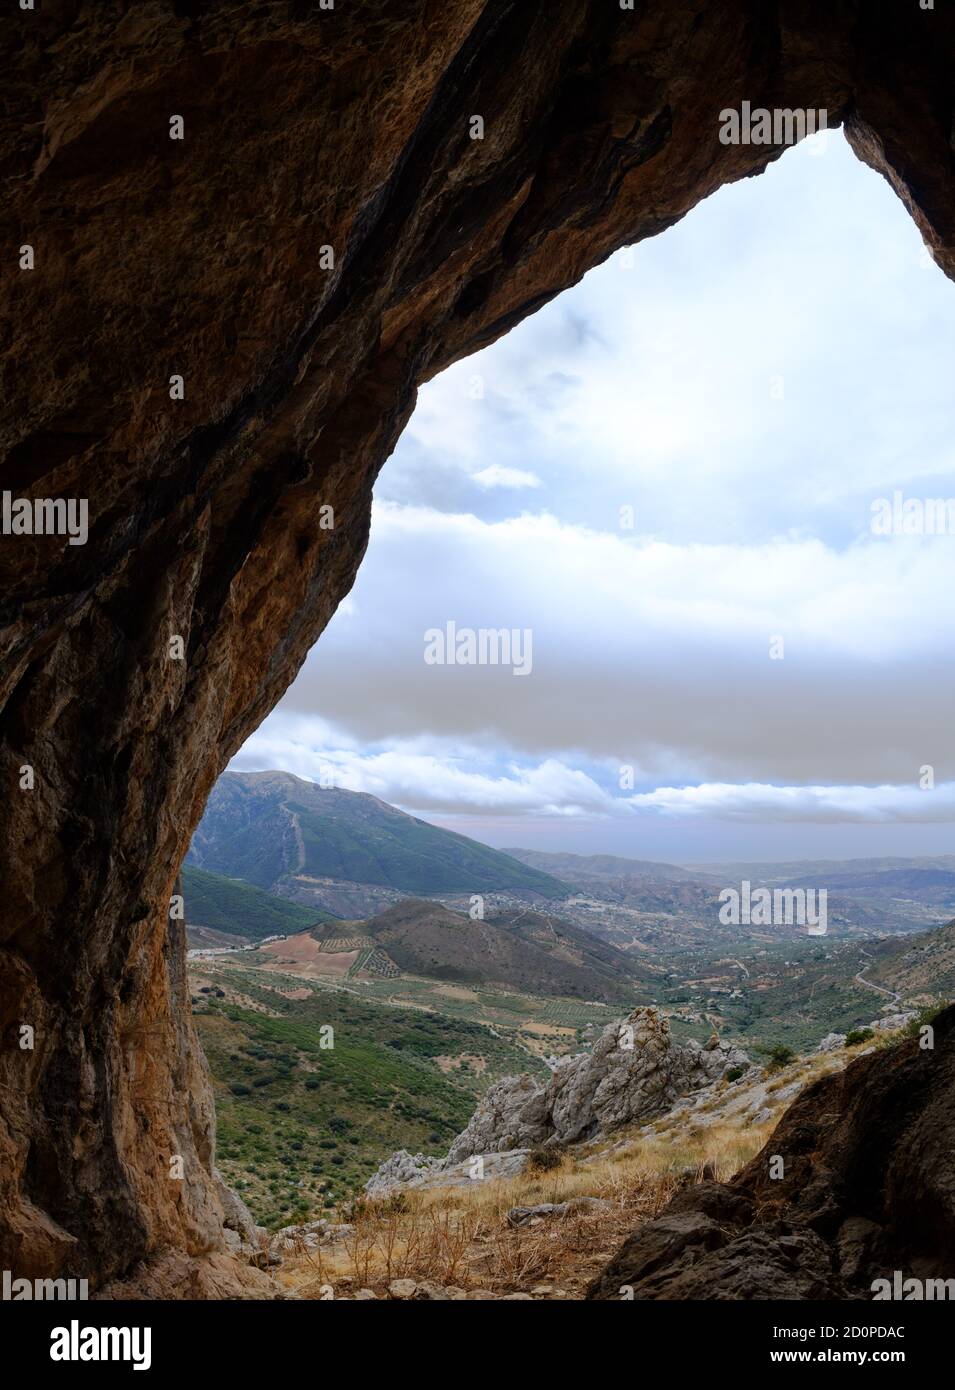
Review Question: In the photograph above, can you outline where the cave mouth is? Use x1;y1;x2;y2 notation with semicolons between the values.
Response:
204;125;955;1229
4;0;955;1300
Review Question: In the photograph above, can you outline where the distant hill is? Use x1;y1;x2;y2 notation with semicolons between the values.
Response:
182;864;333;941
868;918;955;1002
503;848;714;885
686;855;955;882
189;771;568;899
785;867;955;908
307;898;650;1004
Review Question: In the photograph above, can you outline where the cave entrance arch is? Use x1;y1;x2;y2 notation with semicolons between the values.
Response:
3;0;954;1294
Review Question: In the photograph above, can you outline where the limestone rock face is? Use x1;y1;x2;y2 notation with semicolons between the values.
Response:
3;2;955;1291
213;1168;267;1258
446;1009;749;1161
365;1145;530;1198
588;1005;955;1300
366;1008;750;1192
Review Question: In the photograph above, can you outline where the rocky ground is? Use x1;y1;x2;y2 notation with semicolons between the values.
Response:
366;1007;751;1196
251;1010;899;1300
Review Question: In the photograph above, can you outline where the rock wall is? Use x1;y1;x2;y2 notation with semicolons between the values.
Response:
368;1008;749;1194
588;1005;955;1300
3;1;955;1291
446;1008;749;1160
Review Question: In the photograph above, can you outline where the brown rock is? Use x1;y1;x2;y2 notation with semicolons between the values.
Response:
2;1;955;1294
588;1007;955;1299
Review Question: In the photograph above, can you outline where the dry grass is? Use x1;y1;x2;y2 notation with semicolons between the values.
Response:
276;1116;775;1300
273;1045;869;1300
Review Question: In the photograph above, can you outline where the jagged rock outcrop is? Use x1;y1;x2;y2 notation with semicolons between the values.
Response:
588;1005;955;1300
367;1009;749;1193
365;1146;531;1198
4;2;955;1292
213;1167;267;1260
448;1009;750;1159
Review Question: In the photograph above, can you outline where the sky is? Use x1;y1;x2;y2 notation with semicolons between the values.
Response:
232;129;955;864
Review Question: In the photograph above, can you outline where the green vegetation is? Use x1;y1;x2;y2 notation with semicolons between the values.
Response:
289;803;565;895
660;937;891;1054
764;1043;796;1071
900;1001;951;1040
189;770;568;897
183;864;332;940
844;1027;874;1047
193;963;547;1228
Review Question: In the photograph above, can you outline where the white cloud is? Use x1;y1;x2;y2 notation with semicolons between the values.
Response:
627;781;955;823
234;131;955;854
471;465;542;490
233;723;955;826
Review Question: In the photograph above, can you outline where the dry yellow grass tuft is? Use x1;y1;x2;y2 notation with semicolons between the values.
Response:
275;1045;870;1300
276;1116;775;1300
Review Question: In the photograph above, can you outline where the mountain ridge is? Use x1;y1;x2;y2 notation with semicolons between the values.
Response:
188;771;568;899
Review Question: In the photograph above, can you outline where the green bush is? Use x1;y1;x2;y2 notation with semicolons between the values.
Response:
845;1028;874;1047
902;1002;950;1040
764;1044;796;1072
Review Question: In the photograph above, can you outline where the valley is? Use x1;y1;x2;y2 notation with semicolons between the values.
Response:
184;772;955;1236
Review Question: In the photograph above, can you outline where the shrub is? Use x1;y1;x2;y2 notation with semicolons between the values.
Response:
725;1066;745;1083
902;1002;950;1040
764;1044;796;1072
229;1083;251;1096
845;1028;874;1047
527;1145;563;1173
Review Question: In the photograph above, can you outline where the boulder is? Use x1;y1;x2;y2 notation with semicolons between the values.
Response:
507;1196;613;1227
588;1006;955;1300
448;1009;750;1160
368;1009;750;1194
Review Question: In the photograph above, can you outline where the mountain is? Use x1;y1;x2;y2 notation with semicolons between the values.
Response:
304;898;650;1003
786;867;955;908
182;865;333;941
685;855;955;881
188;771;568;899
868;918;955;1002
504;848;713;884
